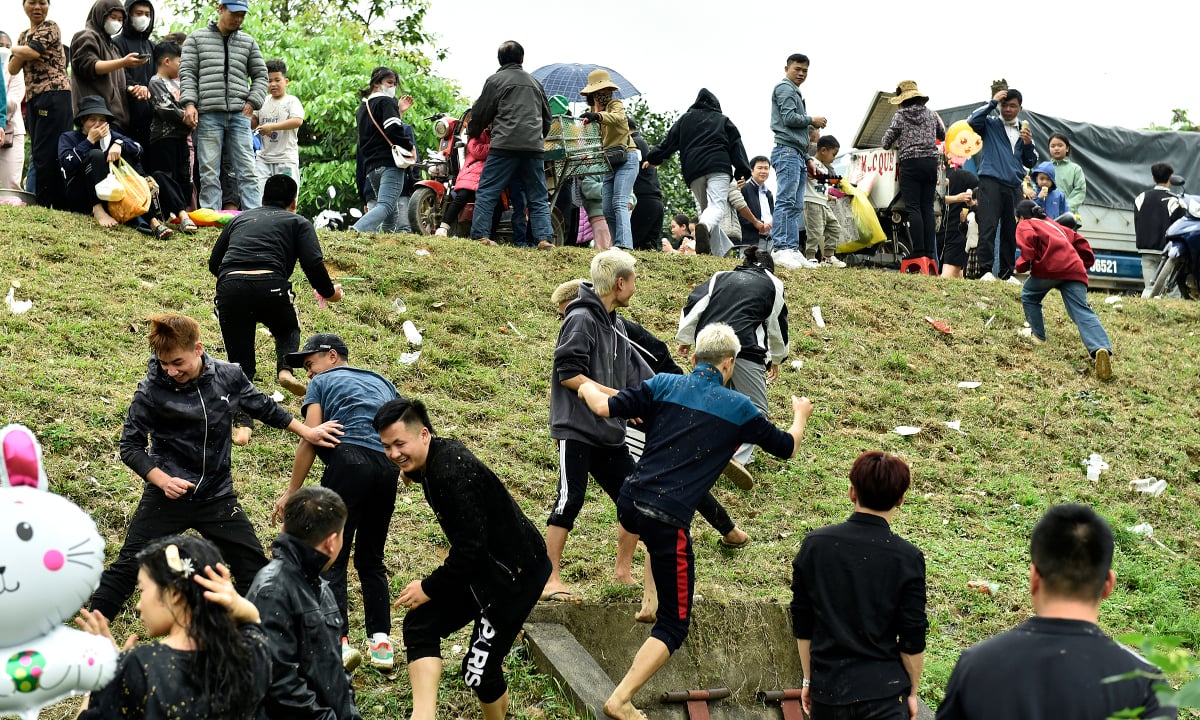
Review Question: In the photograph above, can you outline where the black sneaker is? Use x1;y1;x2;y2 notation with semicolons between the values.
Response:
694;223;710;254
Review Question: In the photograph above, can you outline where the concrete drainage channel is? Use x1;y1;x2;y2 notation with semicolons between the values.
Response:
522;602;934;720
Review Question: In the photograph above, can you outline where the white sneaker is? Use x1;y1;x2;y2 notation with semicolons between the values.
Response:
823;256;847;268
979;272;997;282
1006;275;1023;286
771;249;809;270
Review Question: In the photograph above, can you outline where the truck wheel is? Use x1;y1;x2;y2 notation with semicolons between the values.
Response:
408;186;440;235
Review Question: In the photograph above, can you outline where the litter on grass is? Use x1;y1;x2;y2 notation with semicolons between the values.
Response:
811;306;826;328
791;359;804;370
1129;477;1167;497
893;426;921;436
270;390;285;402
1127;522;1178;555
967;581;999;596
4;286;32;314
1082;453;1109;482
1104;296;1122;304
957;381;982;389
402;320;423;345
925;317;952;335
943;420;966;434
392;297;407;313
258;327;272;336
399;351;421;365
415;249;430;257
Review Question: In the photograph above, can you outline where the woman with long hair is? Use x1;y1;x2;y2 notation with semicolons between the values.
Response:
75;535;270;719
352;65;415;233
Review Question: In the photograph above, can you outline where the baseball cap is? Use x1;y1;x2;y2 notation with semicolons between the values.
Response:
285;333;348;367
222;1;250;12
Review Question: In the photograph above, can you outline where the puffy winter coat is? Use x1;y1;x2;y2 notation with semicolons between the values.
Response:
179;21;267;113
456;129;489;191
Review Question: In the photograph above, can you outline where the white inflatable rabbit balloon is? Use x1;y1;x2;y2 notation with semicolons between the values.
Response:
0;425;116;719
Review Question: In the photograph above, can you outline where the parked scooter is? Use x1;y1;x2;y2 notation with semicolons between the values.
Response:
312;186;362;231
1145;192;1200;299
407;111;465;235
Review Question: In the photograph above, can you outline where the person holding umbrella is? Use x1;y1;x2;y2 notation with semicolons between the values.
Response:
579;69;638;250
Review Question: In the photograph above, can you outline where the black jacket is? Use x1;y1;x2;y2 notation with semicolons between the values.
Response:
740;179;774;246
630;131;661;200
355;94;415;175
209;206;336;298
678;266;790;367
645;88;751;184
248;534;362;720
410;437;548;612
1133;186;1185;252
112;0;156;145
468;63;551;154
120;354;293;500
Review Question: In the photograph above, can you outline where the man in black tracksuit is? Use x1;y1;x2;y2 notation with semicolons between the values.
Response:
374;398;550;720
91;313;342;620
208;174;343;439
249;486;363;720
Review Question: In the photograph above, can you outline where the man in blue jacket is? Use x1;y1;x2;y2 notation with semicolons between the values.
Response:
579;324;813;720
967;88;1038;280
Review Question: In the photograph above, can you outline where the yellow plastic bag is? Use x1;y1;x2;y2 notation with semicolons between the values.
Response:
835;178;886;254
106;159;152;224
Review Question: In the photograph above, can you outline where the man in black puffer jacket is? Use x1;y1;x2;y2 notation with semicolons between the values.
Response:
375;397;551;720
249;486;363;720
645;88;752;257
90;313;343;620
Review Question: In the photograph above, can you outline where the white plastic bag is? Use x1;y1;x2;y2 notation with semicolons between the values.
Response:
95;171;125;202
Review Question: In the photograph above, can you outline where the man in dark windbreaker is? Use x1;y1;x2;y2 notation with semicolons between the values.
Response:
375;397;550;720
90;313;343;620
645;88;752;257
677;246;789;484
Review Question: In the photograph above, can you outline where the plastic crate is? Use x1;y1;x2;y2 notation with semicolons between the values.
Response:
544;115;608;179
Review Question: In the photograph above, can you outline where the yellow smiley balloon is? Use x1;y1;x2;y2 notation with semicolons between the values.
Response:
944;120;983;159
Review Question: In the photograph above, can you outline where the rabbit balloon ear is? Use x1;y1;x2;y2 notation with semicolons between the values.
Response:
0;424;48;491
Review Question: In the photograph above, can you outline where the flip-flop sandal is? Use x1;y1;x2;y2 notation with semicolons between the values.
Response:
181;218;199;234
153;224;174;240
539;590;580;604
718;535;752;550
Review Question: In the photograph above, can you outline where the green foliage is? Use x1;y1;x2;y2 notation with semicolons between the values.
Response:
1145;108;1199;132
1111;634;1200;716
626;98;692;235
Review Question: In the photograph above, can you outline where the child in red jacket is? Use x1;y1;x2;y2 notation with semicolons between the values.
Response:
1014;199;1112;379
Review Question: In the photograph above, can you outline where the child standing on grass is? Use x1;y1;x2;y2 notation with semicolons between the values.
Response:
146;40;196;228
253;59;305;197
1014;200;1112;380
804;135;845;267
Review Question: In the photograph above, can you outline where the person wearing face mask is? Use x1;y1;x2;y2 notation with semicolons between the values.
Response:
113;0;157;148
70;0;149;133
352;65;414;233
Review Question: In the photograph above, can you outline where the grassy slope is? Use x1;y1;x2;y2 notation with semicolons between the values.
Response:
2;205;1198;718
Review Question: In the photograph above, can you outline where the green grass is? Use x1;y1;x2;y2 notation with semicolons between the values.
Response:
3;205;1199;718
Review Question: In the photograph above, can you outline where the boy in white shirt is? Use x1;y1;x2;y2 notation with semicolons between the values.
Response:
804;135;846;267
254;59;305;196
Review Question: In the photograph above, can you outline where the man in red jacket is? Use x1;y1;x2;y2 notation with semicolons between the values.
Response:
1014;200;1112;379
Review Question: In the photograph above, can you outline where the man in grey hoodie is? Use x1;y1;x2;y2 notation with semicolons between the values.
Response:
543;249;651;602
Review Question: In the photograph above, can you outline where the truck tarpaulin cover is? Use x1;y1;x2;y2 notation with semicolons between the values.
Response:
936;103;1200;210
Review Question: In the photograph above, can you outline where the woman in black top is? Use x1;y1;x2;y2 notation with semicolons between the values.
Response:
352;65;415;233
76;535;270;719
